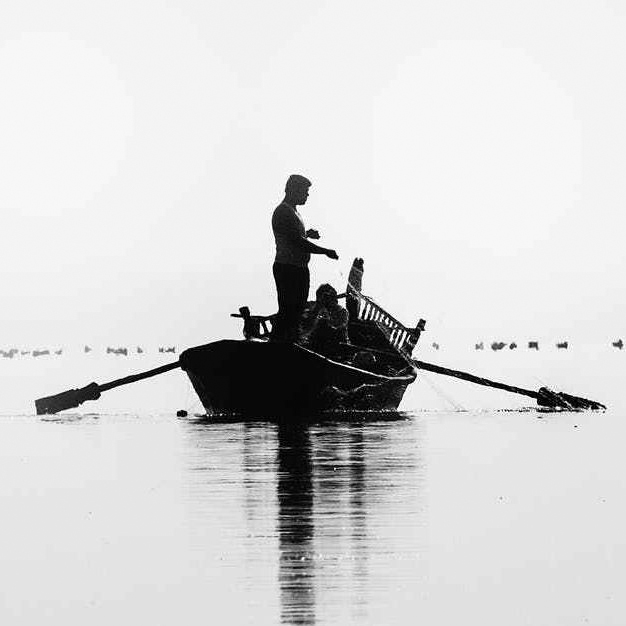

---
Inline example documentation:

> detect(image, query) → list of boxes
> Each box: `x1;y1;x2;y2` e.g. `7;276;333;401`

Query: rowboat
179;259;426;415
34;259;605;416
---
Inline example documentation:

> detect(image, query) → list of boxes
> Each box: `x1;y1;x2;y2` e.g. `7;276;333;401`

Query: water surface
0;405;623;625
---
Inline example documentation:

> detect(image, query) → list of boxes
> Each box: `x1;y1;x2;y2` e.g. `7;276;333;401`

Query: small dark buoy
176;409;188;417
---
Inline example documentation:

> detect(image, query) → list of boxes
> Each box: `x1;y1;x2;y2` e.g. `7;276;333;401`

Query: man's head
284;174;311;206
315;283;338;307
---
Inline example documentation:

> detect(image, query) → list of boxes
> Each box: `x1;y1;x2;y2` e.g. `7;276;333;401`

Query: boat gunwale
180;339;417;385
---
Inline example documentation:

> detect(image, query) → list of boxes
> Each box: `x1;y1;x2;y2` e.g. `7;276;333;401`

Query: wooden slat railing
348;289;425;357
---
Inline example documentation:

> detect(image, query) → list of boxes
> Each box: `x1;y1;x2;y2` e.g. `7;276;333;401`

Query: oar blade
536;387;606;411
35;383;101;415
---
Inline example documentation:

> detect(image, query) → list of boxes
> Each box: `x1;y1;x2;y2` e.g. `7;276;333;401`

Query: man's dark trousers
271;262;310;342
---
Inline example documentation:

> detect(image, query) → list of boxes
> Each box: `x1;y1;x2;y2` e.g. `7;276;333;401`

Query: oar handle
98;361;180;392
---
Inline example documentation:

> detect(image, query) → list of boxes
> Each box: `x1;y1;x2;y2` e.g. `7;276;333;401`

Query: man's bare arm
274;211;338;259
299;236;338;259
281;227;337;258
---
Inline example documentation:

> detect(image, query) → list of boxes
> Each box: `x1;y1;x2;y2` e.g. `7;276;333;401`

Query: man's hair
316;283;337;300
285;174;312;193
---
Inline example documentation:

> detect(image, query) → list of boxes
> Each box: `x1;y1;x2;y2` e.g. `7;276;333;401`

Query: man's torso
272;203;310;267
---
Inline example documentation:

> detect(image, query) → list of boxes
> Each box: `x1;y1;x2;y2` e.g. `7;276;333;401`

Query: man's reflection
276;421;316;625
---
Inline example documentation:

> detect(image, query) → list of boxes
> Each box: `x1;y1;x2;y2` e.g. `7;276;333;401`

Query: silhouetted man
271;175;338;342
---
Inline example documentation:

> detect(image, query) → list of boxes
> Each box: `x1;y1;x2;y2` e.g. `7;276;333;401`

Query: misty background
1;0;624;352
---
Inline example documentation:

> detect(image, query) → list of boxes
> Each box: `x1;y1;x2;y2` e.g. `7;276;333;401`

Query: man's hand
306;229;320;240
325;249;339;260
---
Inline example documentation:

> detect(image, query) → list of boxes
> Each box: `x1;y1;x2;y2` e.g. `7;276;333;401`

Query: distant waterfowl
107;347;128;356
475;342;484;350
491;341;506;351
509;342;517;349
612;339;623;349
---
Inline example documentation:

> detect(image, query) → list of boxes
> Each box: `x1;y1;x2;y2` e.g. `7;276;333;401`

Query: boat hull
179;340;415;416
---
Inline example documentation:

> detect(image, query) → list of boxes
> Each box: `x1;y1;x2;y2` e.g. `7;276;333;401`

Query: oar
411;359;606;410
35;361;181;415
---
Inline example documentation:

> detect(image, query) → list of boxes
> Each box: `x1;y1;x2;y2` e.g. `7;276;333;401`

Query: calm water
1;347;625;624
0;408;624;625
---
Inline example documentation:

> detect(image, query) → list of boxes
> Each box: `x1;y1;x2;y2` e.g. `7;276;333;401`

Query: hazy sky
1;0;624;347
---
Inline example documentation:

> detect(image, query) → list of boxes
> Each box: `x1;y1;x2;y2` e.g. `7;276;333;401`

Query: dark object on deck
509;342;517;350
176;409;188;417
528;341;539;350
159;347;176;354
556;341;569;349
35;362;180;415
230;307;275;340
612;339;623;349
412;360;606;411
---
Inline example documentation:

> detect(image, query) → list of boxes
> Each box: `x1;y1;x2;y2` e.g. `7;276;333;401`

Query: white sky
0;0;625;348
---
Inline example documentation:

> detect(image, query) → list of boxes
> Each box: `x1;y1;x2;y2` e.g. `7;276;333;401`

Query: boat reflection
184;413;422;624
